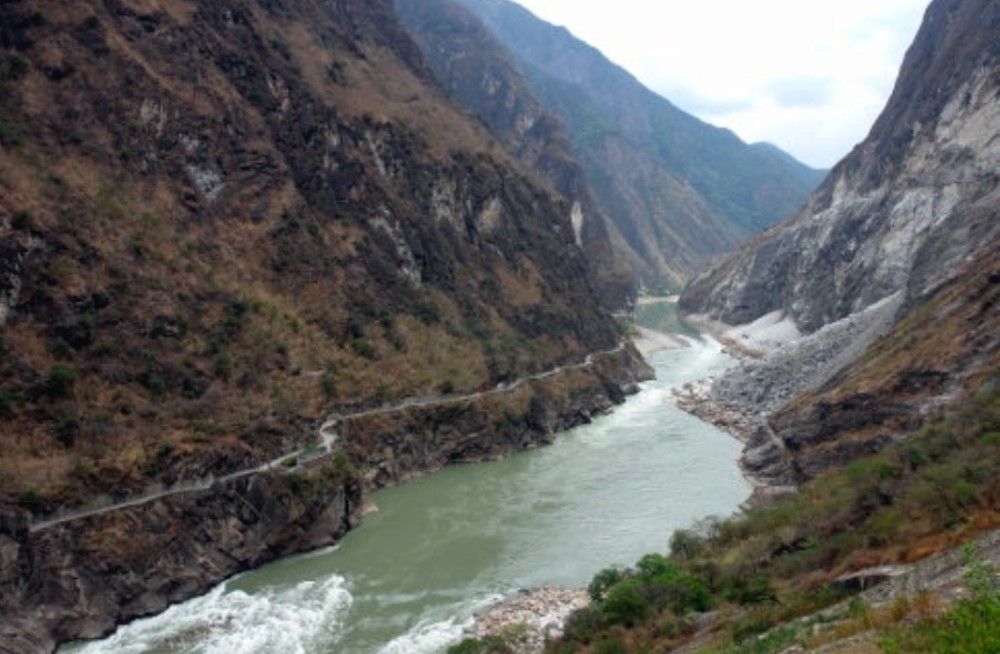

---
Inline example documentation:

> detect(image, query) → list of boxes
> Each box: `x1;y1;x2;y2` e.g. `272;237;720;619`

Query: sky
510;0;929;169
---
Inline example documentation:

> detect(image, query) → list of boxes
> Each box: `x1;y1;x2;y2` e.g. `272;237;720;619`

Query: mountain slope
393;0;635;308
0;0;651;649
453;0;825;290
679;0;1000;483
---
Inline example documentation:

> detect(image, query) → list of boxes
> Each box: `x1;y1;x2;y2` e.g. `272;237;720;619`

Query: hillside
679;0;1000;484
393;0;635;309
0;0;652;650
451;0;825;291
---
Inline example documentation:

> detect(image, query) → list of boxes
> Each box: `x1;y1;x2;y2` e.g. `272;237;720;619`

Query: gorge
1;0;998;652
60;304;751;654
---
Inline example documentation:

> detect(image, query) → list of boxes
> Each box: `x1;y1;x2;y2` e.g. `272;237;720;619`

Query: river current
65;303;750;654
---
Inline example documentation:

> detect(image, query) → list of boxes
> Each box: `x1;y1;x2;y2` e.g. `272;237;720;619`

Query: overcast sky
510;0;929;169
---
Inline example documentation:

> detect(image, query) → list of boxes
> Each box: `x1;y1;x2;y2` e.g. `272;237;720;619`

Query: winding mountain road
29;342;628;533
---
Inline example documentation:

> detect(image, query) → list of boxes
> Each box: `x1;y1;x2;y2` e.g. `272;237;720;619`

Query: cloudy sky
511;0;929;169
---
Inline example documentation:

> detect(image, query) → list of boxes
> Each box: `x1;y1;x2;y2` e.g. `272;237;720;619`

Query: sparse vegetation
0;53;30;82
45;362;77;399
546;375;1000;652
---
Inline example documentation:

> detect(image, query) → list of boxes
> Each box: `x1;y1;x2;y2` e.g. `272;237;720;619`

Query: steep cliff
0;0;652;649
394;0;634;308
452;0;824;291
679;0;1000;482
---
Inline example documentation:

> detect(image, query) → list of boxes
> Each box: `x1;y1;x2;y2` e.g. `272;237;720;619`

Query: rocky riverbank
672;294;905;496
465;587;590;654
1;345;652;654
0;472;359;654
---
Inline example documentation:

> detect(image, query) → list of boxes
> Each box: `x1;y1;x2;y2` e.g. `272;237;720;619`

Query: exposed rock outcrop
1;472;359;654
395;0;634;308
339;344;652;488
678;0;1000;483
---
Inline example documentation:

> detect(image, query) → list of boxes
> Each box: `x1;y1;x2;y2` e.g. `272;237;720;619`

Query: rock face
678;0;1000;483
450;0;824;291
1;472;359;654
339;343;652;488
394;0;634;309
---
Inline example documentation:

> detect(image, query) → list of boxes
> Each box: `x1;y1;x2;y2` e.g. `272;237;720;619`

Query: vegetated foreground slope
0;0;652;650
680;0;1000;482
453;0;825;292
395;0;636;310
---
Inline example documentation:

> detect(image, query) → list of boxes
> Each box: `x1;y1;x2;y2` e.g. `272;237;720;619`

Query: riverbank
2;344;654;654
465;587;590;653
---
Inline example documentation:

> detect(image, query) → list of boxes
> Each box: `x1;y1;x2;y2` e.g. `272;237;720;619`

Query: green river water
66;302;750;654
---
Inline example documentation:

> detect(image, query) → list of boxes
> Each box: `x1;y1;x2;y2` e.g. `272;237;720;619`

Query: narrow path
29;342;628;533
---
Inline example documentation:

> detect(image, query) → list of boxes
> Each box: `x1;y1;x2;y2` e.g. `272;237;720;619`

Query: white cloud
509;0;928;168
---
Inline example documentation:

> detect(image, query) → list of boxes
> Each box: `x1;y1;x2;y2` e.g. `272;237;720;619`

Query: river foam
65;574;352;654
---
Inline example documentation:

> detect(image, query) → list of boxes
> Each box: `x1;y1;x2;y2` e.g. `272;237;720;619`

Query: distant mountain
450;0;825;291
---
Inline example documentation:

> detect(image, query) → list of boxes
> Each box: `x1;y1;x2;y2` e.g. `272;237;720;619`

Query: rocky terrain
437;0;825;292
395;0;634;309
0;0;653;650
678;0;1000;484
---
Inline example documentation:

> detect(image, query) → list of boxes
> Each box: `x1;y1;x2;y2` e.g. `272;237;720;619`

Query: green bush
602;578;650;627
0;53;29;82
46;362;76;399
588;565;626;601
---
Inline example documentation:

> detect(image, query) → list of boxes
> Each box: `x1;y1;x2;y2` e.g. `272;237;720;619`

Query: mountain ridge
452;0;825;290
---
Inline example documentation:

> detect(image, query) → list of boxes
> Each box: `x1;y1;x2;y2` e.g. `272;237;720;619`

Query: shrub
588;565;626;602
144;373;167;398
321;371;337;398
46;362;76;399
0;53;29;82
722;572;776;606
19;488;42;510
602;578;650;627
11;211;33;231
563;605;605;644
670;528;704;560
350;338;376;359
0;117;22;148
415;299;440;325
0;389;24;414
53;416;79;447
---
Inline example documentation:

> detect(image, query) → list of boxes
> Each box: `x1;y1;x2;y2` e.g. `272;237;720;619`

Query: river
64;302;750;654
